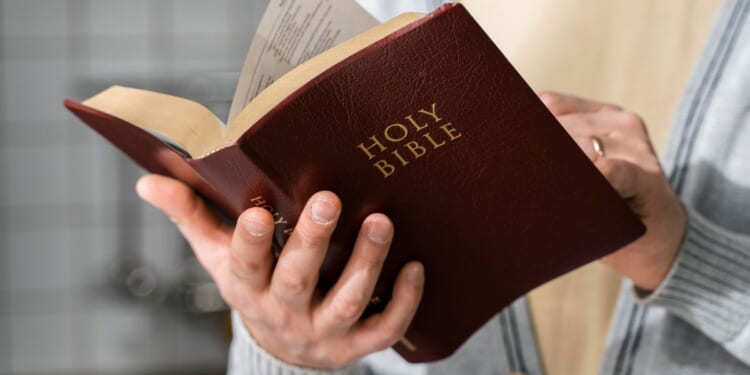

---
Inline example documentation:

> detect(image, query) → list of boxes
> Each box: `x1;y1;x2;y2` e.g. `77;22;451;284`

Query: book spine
189;145;298;249
63;100;236;216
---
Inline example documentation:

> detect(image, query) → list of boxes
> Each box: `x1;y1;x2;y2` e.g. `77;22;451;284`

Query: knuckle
330;296;365;322
230;249;264;275
540;93;564;113
295;223;329;249
565;114;587;128
274;268;310;296
633;140;652;155
538;91;561;103
620;112;646;131
376;325;402;348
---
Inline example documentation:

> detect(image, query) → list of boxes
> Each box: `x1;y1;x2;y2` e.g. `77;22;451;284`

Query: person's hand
539;92;687;291
136;175;424;369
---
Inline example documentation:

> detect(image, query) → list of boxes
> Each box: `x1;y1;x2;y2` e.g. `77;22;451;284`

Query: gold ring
591;136;605;158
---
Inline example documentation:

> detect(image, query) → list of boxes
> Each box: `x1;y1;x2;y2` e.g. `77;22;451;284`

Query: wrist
633;201;688;291
240;316;309;369
232;311;350;374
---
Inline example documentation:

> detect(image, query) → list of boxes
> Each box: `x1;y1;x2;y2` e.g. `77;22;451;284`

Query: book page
228;0;378;122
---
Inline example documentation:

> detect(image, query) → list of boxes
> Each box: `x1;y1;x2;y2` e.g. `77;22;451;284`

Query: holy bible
64;3;645;363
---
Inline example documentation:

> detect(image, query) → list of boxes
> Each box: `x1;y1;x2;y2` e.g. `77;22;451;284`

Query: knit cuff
640;207;750;342
227;311;351;375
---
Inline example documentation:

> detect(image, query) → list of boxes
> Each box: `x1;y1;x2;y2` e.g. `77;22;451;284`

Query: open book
65;1;645;363
82;0;383;159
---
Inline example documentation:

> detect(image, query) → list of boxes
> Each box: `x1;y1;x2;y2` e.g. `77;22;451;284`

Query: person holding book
131;1;750;375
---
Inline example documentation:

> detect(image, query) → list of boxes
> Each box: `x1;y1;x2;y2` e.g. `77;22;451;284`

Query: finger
271;191;341;309
569;134;599;161
539;91;621;116
230;207;276;293
558;113;597;135
569;133;657;168
315;214;394;331
558;111;648;139
136;174;231;272
594;157;649;200
557;112;619;136
348;262;424;354
599;137;659;171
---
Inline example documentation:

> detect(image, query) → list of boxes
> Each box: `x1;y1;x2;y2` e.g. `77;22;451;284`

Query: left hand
539;91;687;291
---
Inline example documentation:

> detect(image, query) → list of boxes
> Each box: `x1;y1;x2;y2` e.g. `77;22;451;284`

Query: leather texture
64;3;644;363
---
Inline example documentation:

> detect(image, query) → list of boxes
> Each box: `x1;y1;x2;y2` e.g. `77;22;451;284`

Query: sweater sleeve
640;206;750;366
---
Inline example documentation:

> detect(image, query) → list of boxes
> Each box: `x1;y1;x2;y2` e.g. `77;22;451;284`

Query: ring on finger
591;136;606;159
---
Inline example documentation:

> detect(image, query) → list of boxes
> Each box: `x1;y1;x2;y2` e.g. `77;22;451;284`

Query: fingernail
408;263;423;285
311;197;338;224
367;219;392;244
134;177;152;201
244;218;269;237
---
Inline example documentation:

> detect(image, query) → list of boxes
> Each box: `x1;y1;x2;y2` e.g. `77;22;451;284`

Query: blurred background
1;1;268;373
0;0;723;374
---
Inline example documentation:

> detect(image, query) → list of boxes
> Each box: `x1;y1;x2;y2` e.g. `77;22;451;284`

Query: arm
640;207;750;365
135;176;424;374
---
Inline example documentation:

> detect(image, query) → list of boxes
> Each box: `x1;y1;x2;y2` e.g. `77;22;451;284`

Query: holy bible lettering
355;102;462;178
248;195;295;236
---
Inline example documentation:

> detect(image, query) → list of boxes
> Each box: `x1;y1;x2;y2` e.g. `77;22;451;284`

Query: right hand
136;174;425;369
538;92;687;291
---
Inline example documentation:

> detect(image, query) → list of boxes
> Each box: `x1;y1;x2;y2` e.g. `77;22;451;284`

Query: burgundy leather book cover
65;3;645;363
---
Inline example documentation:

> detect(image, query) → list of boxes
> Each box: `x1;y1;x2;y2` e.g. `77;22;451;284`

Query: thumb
136;174;232;271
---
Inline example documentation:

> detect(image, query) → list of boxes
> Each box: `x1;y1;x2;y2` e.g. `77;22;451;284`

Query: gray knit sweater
228;0;750;373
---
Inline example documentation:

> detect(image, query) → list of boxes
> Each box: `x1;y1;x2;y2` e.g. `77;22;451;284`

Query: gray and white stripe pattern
601;0;750;373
